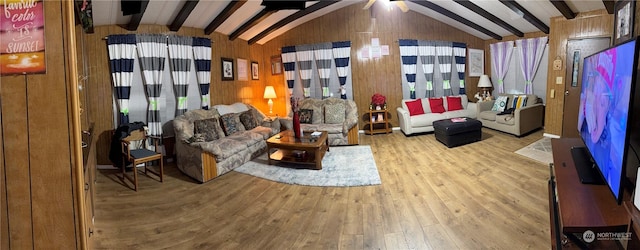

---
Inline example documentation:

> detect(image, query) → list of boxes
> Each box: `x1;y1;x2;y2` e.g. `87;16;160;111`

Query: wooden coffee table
266;130;329;170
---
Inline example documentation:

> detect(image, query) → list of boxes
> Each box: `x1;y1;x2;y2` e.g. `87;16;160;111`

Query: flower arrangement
290;96;300;113
371;93;386;107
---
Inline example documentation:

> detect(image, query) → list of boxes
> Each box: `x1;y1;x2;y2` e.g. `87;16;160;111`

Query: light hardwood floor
92;128;550;249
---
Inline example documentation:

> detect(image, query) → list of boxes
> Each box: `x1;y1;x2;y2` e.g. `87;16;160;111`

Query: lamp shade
263;86;277;99
477;75;493;88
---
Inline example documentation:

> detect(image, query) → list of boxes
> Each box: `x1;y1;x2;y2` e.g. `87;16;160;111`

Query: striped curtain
453;42;467;95
332;41;351;99
314;43;333;99
295;45;314;98
516;37;547;94
107;34;137;126
436;41;453;96
168;36;193;116
418;40;436;98
192;37;212;110
399;39;418;99
281;46;297;95
490;41;514;93
135;34;166;137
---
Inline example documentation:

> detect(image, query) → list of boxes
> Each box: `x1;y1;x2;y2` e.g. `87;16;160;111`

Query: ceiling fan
363;0;409;13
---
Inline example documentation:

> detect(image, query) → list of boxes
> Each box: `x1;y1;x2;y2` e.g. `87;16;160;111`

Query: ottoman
433;117;482;148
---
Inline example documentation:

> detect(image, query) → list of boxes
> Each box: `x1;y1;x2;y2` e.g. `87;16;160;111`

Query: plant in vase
371;93;386;110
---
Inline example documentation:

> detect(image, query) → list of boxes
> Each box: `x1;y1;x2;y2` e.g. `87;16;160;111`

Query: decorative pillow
188;133;206;143
405;99;425;116
193;118;222;141
428;97;445;114
492;96;509;112
513;95;528;109
239;110;258;130
446;96;463;111
324;102;346;124
219;113;246;136
299;109;314;124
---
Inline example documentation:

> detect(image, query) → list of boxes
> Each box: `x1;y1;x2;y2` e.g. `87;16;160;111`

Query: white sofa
397;95;477;135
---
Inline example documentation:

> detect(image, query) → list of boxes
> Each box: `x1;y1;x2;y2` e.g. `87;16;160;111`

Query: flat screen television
575;37;639;204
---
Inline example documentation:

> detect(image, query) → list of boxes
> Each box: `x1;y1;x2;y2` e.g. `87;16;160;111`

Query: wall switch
550;89;555;98
556;76;563;84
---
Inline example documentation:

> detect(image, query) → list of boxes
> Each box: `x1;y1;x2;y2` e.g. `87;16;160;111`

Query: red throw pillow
429;98;445;113
405;99;425;116
446;96;463;111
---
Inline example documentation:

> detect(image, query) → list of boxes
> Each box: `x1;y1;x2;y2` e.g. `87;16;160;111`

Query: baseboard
359;127;400;134
543;133;560;138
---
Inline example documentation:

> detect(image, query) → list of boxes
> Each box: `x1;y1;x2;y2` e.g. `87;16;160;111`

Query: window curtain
418;40;436;98
314;43;333;99
453;42;467;95
399;39;418;99
281;46;297;95
167;36;193;116
135;34;166;137
332;41;351;99
192;37;211;110
490;41;514;94
516;37;548;94
436;41;453;96
107;34;137;126
295;45;314;98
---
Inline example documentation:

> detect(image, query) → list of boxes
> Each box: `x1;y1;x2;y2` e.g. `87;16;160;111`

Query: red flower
371;93;386;106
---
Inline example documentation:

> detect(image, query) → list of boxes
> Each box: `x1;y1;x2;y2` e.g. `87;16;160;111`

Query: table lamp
263;86;277;115
477;75;493;99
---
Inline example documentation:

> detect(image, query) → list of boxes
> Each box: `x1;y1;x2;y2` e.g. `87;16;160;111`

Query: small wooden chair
120;129;163;191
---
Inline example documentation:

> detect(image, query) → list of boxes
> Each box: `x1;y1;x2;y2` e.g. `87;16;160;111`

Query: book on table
451;117;467;122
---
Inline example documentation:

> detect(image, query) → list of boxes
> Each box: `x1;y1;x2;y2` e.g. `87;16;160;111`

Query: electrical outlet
556;76;563;84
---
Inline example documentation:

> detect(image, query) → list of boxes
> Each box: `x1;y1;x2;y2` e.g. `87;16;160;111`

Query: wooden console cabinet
549;138;630;249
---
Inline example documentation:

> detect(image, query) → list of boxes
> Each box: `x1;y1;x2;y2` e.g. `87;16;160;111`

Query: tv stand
549;138;629;249
569;146;604;184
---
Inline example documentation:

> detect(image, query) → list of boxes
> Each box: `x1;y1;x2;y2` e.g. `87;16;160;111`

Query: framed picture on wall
221;57;234;81
468;49;484;77
614;0;636;45
271;55;282;75
251;62;259;80
237;58;248;81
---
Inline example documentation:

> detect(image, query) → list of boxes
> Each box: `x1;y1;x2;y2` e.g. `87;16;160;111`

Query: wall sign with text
1;0;46;76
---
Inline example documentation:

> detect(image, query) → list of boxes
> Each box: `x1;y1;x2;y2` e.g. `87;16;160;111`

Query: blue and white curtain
314;43;333;99
490;41;514;94
281;46;297;95
516;37;547;94
167;36;193;116
418;40;436;98
436;41;453;96
107;34;137;126
332;41;351;99
192;37;211;110
135;34;166;137
399;39;418;99
453;42;466;95
295;45;314;98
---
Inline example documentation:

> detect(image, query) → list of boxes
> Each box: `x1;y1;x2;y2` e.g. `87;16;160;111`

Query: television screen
577;38;638;203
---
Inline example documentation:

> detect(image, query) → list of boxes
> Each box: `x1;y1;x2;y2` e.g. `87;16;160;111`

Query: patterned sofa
280;97;359;145
173;103;280;183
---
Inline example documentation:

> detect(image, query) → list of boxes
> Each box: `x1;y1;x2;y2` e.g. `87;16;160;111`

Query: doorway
561;37;610;138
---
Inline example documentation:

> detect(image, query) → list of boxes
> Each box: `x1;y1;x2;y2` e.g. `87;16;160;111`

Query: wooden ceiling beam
124;0;149;31
603;0;615;14
229;9;276;41
169;0;199;31
453;0;523;37
205;0;247;35
549;0;576;19
248;1;340;45
409;0;502;40
499;0;549;34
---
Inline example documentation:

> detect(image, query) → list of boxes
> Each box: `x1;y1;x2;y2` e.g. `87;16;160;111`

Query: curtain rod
102;35;214;43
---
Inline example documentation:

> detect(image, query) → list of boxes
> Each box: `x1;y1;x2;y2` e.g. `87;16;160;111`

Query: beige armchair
477;94;544;136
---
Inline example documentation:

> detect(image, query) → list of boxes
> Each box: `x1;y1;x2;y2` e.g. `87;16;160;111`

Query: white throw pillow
492;95;509;112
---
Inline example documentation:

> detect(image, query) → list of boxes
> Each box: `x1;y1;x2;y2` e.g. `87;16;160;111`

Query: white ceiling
89;0;609;44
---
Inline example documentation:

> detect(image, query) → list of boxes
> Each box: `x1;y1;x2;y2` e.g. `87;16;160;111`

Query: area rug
234;145;381;187
515;137;553;165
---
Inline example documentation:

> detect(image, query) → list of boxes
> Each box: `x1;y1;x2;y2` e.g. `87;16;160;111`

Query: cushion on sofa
194;117;224;141
299;109;314;124
479;110;499;121
446;96;463;111
405;99;425;116
492;95;509;112
429;97;445;113
300;99;324;124
513;95;528;109
220;113;246;136
239;110;259;130
495;114;516;125
325;102;346;124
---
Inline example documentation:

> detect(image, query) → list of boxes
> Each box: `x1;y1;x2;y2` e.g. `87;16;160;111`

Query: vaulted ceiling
86;0;613;44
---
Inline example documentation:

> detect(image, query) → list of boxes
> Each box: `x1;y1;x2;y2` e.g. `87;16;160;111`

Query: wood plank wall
0;0;79;248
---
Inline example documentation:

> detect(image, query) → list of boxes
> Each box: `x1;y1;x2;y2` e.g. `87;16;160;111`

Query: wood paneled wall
0;0;80;248
260;3;485;130
543;9;613;136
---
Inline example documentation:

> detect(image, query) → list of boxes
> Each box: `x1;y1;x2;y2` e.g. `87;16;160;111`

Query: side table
364;108;391;135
